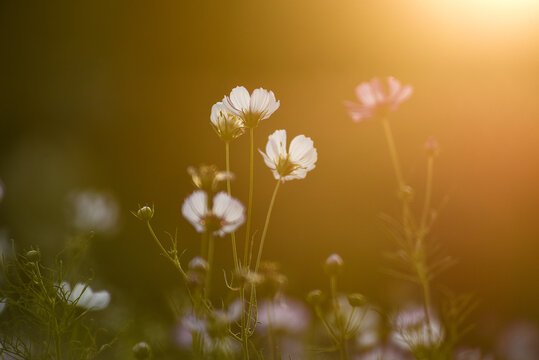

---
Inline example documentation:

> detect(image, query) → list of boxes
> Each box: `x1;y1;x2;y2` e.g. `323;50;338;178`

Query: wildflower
182;191;245;237
187;165;233;194
324;253;344;276
58;282;110;311
210;102;245;142
223;86;280;128
390;306;444;351
345;77;412;123
68;189;119;234
328;296;380;348
259;129;317;182
257;297;310;335
174;302;242;357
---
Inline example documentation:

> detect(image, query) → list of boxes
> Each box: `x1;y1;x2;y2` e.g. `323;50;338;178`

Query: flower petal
265;129;287;163
224;86;250;114
289;135;317;171
182;191;208;233
212;192;245;236
355;83;377;105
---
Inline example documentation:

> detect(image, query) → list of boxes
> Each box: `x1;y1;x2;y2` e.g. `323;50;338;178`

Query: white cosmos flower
182;191;245;237
259;129;317;182
210;102;245;142
68;189;119;234
390;306;444;351
58;282;110;311
223;86;280;128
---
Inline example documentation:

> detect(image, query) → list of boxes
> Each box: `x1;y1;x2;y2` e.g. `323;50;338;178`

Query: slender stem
244;128;255;268
146;221;186;278
330;276;348;360
201;231;208;260
146;222;170;260
226;142;240;272
381;117;434;342
240;286;250;360
315;308;339;343
254;180;281;273
225;142;232;194
205;232;214;297
420;155;434;232
382;117;405;188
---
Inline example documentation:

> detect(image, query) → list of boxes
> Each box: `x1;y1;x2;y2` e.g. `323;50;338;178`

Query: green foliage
0;247;115;360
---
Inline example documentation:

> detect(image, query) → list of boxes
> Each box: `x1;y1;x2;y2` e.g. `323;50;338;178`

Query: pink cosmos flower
345;77;413;122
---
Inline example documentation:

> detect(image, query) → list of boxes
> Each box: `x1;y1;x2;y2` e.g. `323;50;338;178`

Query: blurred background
1;0;538;354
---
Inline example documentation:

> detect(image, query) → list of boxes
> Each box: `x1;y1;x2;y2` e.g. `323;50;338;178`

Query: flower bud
347;293;367;307
136;205;154;221
132;341;151;360
306;289;324;306
187;165;232;194
25;249;40;263
186;271;205;290
424;137;440;157
324;254;344;276
188;256;209;274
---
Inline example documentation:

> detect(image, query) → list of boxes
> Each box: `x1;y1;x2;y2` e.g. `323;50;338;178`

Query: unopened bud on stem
136;205;154;221
132;341;151;359
324;254;344;277
306;289;324;306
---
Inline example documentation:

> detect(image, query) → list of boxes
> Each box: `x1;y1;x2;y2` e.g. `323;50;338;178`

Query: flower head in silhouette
223;86;280;128
345;77;412;122
259;130;317;182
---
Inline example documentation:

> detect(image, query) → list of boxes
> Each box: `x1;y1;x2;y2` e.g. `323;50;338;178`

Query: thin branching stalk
420;155;435;235
145;221;187;278
382;117;433;333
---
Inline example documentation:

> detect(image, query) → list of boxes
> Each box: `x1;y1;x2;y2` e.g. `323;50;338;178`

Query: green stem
420;155;434;233
382;117;405;189
205;232;214;297
240;286;250;360
254;180;281;273
201;231;208;260
226;142;240;272
244;128;255;268
146;221;186;278
330;276;348;360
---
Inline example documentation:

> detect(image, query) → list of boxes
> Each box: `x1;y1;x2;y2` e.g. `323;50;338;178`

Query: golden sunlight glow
420;0;539;39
